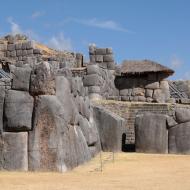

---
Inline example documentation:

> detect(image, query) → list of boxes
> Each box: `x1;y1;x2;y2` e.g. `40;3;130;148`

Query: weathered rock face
0;84;5;133
93;105;125;152
135;113;168;153
56;76;78;124
169;122;190;154
4;90;34;132
29;95;92;172
0;132;28;171
175;107;190;123
11;66;31;91
30;62;55;95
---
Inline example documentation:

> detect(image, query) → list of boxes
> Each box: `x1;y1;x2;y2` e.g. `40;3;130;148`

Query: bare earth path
0;153;190;190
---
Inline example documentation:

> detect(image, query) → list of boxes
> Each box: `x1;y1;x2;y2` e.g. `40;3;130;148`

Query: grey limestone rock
12;66;31;91
93;105;125;152
145;89;153;97
95;55;103;62
135;113;168;153
95;48;107;55
29;95;91;171
56;76;78;124
103;55;114;62
0;132;28;171
88;86;100;94
0;84;5;133
175;107;190;124
30;62;55;95
83;74;101;86
86;64;100;75
4;90;34;132
166;116;178;129
145;82;160;89
169;122;190;154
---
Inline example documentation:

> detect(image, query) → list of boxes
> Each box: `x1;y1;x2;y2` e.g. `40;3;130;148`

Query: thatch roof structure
116;59;174;76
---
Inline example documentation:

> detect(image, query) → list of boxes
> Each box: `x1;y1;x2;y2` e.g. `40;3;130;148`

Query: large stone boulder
30;62;55;95
56;76;79;124
0;132;28;171
78;115;98;147
29;95;91;172
169;122;190;154
93;105;125;152
83;74;101;86
175;107;190;123
135;113;168;153
11;66;31;91
4;90;34;132
0;84;5;133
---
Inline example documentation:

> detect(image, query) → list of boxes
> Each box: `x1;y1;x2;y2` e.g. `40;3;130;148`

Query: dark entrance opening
122;133;136;152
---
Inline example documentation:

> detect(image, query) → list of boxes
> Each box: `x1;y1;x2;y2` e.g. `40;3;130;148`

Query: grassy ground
0;152;190;190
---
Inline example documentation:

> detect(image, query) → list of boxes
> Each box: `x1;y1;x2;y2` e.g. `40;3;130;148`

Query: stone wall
85;45;171;103
135;105;190;154
115;74;171;103
83;45;119;100
0;47;102;171
93;100;175;147
0;34;83;70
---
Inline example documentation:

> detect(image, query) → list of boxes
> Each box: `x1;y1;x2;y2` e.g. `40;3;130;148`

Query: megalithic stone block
0;132;28;171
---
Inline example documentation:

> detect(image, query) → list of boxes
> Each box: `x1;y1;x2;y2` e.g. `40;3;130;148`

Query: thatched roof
117;59;174;76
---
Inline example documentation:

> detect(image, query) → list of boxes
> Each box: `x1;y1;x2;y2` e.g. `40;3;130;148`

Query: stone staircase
169;81;188;99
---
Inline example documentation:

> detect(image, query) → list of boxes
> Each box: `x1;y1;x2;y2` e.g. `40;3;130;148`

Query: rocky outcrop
93;105;125;152
135;113;168;153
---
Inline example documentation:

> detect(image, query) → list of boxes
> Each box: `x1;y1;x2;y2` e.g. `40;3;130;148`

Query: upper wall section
83;45;119;100
0;34;83;70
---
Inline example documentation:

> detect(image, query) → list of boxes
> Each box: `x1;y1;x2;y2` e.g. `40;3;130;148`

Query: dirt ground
0;152;190;190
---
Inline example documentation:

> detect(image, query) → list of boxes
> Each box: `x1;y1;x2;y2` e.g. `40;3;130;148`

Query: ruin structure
0;34;190;172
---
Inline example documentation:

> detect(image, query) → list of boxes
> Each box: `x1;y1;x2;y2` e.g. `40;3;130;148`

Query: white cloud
31;11;45;19
64;18;129;32
170;55;183;69
6;17;73;51
7;17;23;35
7;17;40;41
47;32;72;51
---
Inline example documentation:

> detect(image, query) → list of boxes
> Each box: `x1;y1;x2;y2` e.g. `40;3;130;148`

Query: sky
0;0;189;80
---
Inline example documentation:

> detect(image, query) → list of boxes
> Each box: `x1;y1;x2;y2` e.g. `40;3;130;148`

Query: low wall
93;100;175;146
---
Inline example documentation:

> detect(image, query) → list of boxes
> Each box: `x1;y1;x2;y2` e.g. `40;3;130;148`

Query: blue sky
0;0;189;80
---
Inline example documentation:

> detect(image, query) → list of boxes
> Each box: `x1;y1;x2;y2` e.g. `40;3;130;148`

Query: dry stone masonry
0;34;190;172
